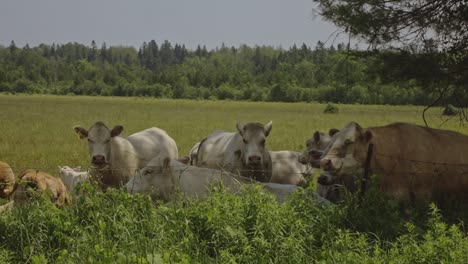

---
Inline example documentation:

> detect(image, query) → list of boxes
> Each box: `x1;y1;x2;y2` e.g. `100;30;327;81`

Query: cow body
58;166;89;195
13;169;71;207
74;122;178;189
127;158;252;201
196;122;273;182
0;161;15;199
320;122;468;204
126;157;296;202
269;151;311;186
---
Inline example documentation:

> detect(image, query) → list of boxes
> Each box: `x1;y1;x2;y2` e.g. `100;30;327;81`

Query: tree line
0;40;461;106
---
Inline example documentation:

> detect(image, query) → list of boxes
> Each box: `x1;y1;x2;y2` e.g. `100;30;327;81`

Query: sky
0;0;353;50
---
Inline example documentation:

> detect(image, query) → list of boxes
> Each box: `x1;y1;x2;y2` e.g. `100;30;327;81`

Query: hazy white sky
0;0;351;50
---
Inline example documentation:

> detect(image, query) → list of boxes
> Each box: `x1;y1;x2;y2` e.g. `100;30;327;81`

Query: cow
320;121;468;205
12;169;71;207
299;129;339;168
58;166;89;195
269;151;312;186
0;161;15;200
126;157;297;203
196;121;273;182
317;171;355;203
73;121;179;189
188;142;201;165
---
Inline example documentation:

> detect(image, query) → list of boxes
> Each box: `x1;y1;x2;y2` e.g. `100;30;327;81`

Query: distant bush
443;104;458;116
324;103;339;113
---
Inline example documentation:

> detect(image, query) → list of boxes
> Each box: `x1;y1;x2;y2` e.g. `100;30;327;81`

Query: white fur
58;166;89;194
269;151;312;185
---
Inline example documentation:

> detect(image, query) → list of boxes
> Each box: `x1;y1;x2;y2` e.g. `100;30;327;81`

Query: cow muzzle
91;155;107;166
320;157;342;173
247;155;262;166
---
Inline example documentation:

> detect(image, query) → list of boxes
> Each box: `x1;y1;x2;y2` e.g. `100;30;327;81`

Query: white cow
188;142;201;165
126;157;297;203
269;151;312;186
58;166;89;195
74;121;178;189
196;122;273;182
299;129;339;168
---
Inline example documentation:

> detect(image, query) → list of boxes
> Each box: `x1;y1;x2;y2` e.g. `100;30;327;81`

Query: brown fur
13;169;71;207
0;161;15;199
322;122;468;205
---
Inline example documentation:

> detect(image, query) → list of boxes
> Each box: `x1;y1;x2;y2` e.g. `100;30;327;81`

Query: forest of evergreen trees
0;40;457;105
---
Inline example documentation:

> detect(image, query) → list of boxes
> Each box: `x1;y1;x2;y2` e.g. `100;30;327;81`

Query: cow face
320;122;372;177
126;157;172;201
74;121;123;167
236;121;272;168
300;128;339;167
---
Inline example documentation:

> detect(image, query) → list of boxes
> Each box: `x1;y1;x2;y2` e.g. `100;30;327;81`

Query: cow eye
145;169;154;175
87;139;94;143
344;139;353;146
243;139;248;144
104;139;111;144
260;139;266;146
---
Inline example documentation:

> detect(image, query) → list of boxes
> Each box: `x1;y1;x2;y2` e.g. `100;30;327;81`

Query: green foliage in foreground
1;182;468;263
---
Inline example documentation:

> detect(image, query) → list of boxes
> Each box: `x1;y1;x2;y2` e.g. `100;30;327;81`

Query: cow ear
236;121;244;135
313;131;321;142
110;125;124;137
264;121;273;137
162;157;171;169
73;126;88;139
329;128;339;136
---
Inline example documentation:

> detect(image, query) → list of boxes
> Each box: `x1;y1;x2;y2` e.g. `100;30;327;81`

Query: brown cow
12;169;71;207
0;161;15;199
320;122;468;205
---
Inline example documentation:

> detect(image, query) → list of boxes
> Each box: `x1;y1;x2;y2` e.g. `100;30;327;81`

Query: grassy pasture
2;94;468;263
0;94;462;175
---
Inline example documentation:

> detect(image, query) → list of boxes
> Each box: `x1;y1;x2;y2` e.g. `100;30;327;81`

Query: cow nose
320;158;332;171
92;155;105;164
248;155;261;163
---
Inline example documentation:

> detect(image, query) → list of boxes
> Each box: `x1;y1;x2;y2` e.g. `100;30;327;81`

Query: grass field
1;94;468;263
1;94;463;175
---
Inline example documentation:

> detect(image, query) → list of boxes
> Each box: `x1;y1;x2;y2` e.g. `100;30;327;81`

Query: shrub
324;103;339;113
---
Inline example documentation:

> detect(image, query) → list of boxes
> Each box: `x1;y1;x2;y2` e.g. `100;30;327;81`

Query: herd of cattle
2;120;468;212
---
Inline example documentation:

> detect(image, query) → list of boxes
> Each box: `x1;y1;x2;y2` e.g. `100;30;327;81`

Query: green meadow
0;94;462;175
1;94;468;263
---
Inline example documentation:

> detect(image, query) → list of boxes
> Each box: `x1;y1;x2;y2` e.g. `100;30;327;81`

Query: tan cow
0;161;15;200
74;121;179;189
269;151;311;186
196;122;273;182
12;169;71;207
320;122;468;204
126;157;297;203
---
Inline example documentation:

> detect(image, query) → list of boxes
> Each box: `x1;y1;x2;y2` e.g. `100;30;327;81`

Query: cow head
236;121;272;168
300;128;339;167
126;157;173;201
320;122;372;177
74;121;123;167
